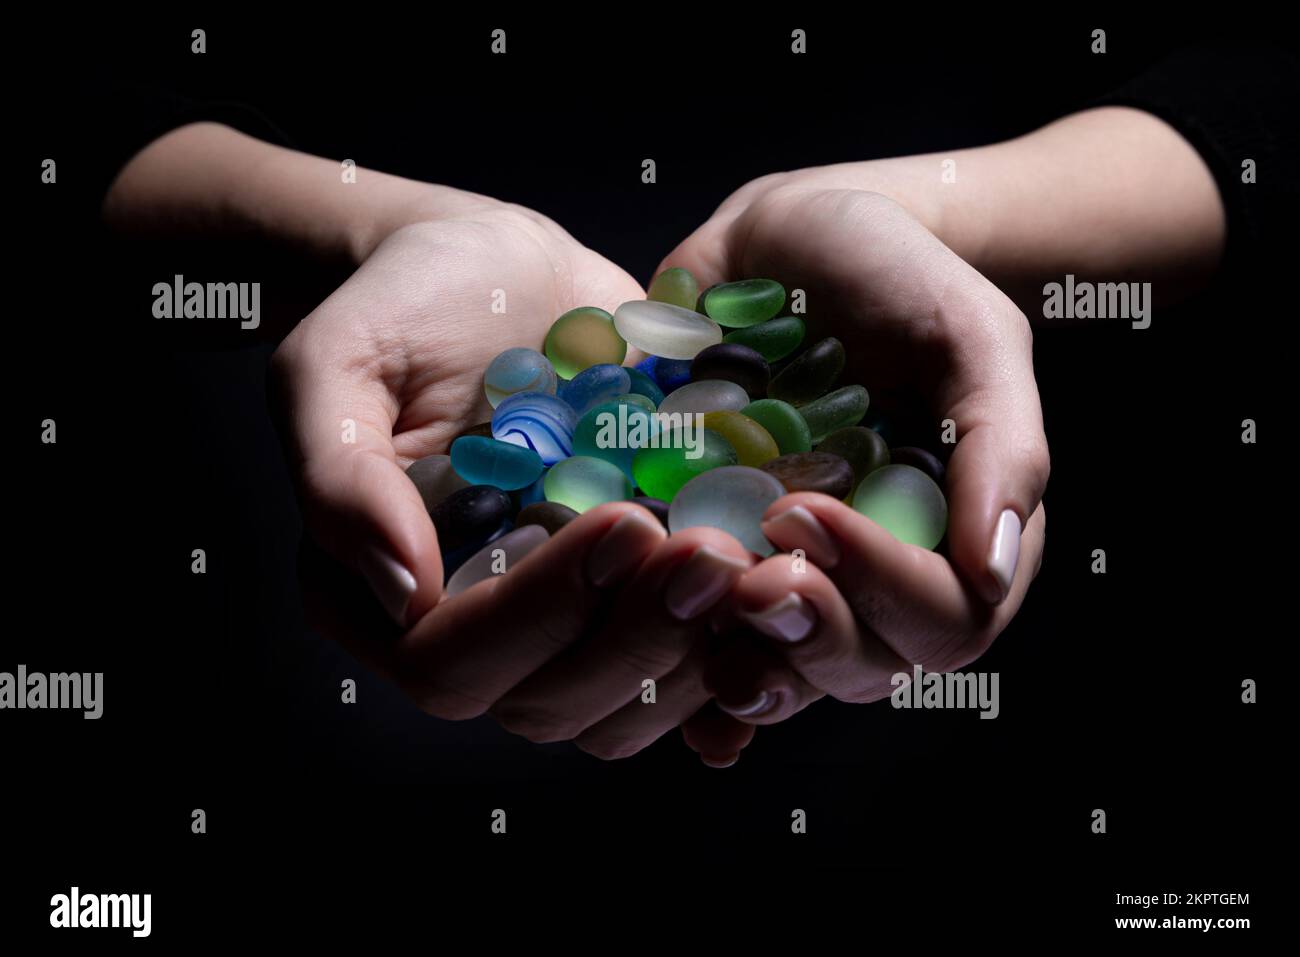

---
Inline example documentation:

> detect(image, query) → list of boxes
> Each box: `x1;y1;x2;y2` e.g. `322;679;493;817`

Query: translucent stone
491;391;578;466
740;399;812;454
515;501;579;535
647;267;700;311
799;385;869;443
889;446;946;488
698;279;785;328
768;337;846;406
852;464;948;550
405;454;469;513
631;428;737;501
450;435;545;491
690;342;770;398
572;399;659;479
430;485;515;555
669;466;786;556
760;452;855;500
816;427;890;487
614;392;656;412
446;524;550;597
613;300;722;360
636;355;693;393
483;347;557;408
544;307;627;379
701;410;779;468
625;367;665;407
544;455;633;512
657;379;750;418
558;363;631;416
724;316;806;362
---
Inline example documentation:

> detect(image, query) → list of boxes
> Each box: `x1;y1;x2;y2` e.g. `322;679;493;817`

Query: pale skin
105;108;1224;764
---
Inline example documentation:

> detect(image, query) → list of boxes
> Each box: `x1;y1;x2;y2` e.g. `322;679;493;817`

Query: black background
7;13;1285;940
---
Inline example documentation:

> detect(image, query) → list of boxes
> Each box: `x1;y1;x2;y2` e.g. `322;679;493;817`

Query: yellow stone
702;411;780;468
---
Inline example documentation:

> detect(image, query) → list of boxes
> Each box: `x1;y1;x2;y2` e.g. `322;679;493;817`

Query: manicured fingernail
718;690;779;718
664;546;750;621
987;508;1022;602
701;753;739;769
587;509;665;587
359;545;417;626
761;505;840;568
742;593;817;643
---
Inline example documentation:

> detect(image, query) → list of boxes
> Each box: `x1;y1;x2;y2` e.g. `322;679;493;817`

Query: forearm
102;122;495;266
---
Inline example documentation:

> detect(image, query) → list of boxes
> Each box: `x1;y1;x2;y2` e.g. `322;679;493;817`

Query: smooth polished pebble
572;399;659;479
613;300;723;360
491;391;578;466
852;464;948;550
647;267;700;311
740;398;812;454
483;347;557;408
760;452;856;500
632;428;737;501
624;367;665;407
614;392;656;412
544;307;627;379
698;279;785;328
544;455;634;512
450;435;545;490
515;471;548;508
636;354;693;393
799;385;870;443
690;342;770;398
515;501;580;535
657;379;750;418
405;454;470;513
723;315;806;362
701;410;780;468
558;363;631;416
768;337;846;406
446;525;550;597
816;426;890;487
669;465;786;556
440;519;512;582
889;446;947;488
430;485;515;555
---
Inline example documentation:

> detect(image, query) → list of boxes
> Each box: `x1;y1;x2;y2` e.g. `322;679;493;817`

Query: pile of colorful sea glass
406;269;949;595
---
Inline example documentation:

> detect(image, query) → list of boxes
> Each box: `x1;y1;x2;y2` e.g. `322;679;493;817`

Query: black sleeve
1093;46;1300;276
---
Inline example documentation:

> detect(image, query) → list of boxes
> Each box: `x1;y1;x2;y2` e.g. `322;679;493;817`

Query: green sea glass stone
723;316;806;362
799;385;869;444
816;426;890;487
613;392;656;412
631;428;737;501
768;337;846;406
544;455;633;513
647;267;700;311
852;464;948;550
699;279;786;328
740;398;812;454
572;399;659;479
544;307;627;379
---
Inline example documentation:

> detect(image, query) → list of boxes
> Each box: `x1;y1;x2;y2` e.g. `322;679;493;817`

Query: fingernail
742;593;817;643
761;505;840;568
359;545;417;626
701;753;739;769
664;546;750;621
718;690;780;718
987;508;1022;602
587;509;665;587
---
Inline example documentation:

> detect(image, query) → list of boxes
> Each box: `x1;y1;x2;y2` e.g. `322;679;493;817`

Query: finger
730;554;910;703
680;702;757;768
269;331;441;628
487;526;752;743
760;493;1046;673
394;502;666;721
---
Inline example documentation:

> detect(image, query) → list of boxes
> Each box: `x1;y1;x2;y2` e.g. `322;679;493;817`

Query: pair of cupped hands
271;174;1049;767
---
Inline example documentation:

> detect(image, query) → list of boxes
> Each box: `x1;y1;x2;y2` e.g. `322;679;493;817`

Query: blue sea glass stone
491;391;578;466
483;347;557;408
559;363;632;417
625;367;666;407
450;435;545;491
636;355;693;393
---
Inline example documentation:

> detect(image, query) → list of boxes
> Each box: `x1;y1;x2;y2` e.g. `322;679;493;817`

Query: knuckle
490;702;583;745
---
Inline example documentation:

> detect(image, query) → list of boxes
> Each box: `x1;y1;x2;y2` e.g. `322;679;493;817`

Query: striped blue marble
491;391;577;466
559;363;631;417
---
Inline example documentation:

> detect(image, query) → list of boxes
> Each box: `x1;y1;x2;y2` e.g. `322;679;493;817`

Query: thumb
270;340;443;628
